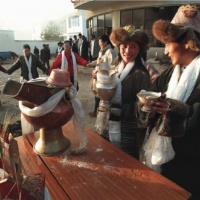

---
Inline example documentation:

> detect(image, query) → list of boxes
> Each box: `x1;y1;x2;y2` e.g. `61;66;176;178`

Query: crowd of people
0;4;200;199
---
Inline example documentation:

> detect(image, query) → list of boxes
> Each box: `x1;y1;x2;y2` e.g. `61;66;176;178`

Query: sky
0;0;75;38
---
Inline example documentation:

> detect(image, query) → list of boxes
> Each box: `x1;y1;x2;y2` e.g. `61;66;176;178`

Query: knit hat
152;4;200;51
110;25;149;53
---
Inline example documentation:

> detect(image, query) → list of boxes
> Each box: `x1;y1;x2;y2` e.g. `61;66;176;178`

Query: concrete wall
0;30;58;55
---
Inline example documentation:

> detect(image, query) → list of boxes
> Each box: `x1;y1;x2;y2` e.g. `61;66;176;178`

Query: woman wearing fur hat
107;25;151;158
140;5;200;199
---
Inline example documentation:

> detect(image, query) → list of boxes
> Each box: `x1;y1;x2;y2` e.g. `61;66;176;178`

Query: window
105;13;112;27
93;17;97;27
87;13;113;40
121;10;132;26
69;16;79;28
98;15;104;27
145;8;159;21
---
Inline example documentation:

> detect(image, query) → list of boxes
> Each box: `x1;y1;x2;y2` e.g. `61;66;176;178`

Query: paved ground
0;58;97;137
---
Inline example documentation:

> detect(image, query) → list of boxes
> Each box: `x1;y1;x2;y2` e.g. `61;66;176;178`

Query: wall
0;30;58;55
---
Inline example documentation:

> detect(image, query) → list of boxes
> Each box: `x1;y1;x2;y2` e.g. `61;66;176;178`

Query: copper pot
3;78;74;156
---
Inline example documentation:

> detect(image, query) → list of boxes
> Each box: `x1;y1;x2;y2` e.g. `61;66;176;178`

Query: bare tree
41;21;63;40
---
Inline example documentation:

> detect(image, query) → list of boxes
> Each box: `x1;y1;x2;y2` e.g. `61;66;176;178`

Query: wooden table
15;121;190;200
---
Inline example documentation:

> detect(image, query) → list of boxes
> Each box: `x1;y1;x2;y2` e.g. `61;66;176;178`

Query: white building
62;9;87;40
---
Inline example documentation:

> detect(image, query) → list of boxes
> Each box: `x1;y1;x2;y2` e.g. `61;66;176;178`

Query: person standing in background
73;35;78;48
40;44;50;70
56;41;64;56
80;35;89;61
69;38;78;54
77;33;82;55
89;34;99;61
87;34;117;117
6;44;47;82
34;46;39;59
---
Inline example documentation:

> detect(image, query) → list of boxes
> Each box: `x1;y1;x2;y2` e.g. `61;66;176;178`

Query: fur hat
152;4;200;51
110;25;149;53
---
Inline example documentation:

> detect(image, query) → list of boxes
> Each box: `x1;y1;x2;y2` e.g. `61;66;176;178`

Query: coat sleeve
48;54;62;75
134;70;151;95
149;65;174;93
105;49;116;65
75;53;88;66
37;58;47;73
88;60;97;67
0;65;7;73
7;58;21;75
145;63;160;83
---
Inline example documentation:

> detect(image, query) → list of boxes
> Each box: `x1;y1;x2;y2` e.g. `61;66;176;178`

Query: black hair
64;40;72;46
23;44;30;49
98;34;112;45
91;34;95;39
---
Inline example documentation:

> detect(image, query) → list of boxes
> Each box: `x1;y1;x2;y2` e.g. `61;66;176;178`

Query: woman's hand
146;94;170;115
86;64;92;68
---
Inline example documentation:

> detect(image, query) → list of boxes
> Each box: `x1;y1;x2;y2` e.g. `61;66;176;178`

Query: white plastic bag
143;119;175;172
151;133;175;165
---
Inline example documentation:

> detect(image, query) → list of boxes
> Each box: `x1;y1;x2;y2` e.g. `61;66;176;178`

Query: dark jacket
40;47;50;62
110;58;151;158
149;65;200;199
81;38;89;60
7;53;47;81
34;47;39;55
89;40;99;60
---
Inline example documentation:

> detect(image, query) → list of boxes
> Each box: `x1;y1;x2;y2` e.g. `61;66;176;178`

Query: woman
140;5;200;199
108;25;151;158
88;34;117;117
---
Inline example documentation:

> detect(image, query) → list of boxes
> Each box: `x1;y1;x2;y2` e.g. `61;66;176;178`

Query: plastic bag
143;118;175;172
151;132;175;165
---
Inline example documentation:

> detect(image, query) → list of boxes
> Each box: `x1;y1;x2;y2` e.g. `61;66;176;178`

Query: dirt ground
0;58;97;136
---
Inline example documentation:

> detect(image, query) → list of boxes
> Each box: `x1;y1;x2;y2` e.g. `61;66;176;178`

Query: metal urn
2;69;74;156
94;62;117;136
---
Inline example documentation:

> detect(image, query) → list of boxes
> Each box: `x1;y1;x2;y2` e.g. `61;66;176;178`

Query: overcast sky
0;0;74;31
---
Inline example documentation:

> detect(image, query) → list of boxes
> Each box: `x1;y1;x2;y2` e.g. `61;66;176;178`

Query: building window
133;9;144;29
120;7;178;47
98;15;104;27
87;13;112;39
105;13;112;27
121;10;132;26
69;16;79;28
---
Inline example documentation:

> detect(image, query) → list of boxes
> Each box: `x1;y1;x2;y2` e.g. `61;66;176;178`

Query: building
66;10;87;40
72;1;200;60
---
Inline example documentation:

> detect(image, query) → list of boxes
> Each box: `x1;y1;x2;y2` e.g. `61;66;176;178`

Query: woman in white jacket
87;34;117;117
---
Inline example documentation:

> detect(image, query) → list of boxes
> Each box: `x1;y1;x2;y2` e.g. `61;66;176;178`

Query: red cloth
49;51;88;75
